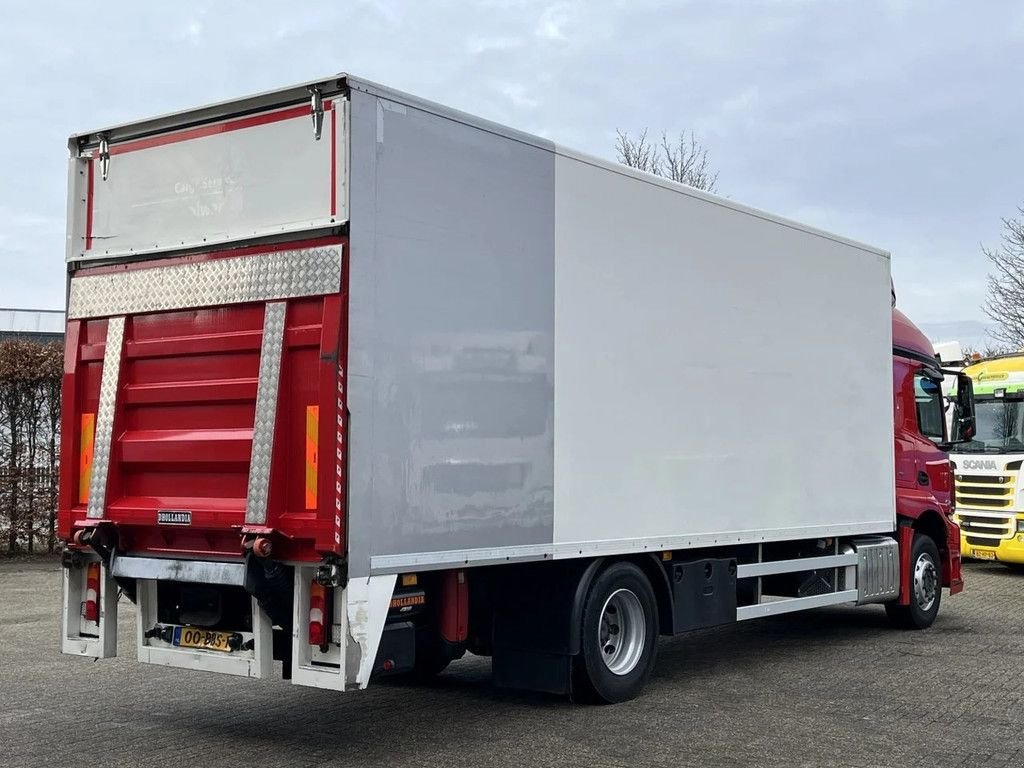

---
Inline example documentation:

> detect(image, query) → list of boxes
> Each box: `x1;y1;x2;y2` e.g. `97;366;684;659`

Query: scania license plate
973;549;997;561
172;626;234;652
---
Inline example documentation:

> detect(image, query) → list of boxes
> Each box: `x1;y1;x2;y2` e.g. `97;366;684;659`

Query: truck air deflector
67;246;343;319
86;317;125;519
246;302;286;525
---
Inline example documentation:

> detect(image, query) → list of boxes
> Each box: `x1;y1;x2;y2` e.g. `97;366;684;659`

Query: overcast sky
1;1;1021;336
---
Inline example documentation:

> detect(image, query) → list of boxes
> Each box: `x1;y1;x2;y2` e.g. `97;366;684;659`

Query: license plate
973;549;997;561
172;626;234;652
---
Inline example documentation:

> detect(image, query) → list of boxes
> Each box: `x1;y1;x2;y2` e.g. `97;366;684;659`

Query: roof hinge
98;134;110;181
309;87;324;141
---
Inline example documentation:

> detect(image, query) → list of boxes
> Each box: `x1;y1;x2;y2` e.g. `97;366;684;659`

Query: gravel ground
1;558;1023;768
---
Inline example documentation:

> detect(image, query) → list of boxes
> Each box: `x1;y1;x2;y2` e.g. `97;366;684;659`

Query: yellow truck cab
951;353;1024;567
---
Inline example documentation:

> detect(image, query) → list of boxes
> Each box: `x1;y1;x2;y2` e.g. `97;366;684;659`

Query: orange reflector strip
78;413;96;504
305;405;319;509
401;573;418;587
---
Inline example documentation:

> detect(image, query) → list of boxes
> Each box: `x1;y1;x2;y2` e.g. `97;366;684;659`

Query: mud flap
290;567;396;691
61;552;117;658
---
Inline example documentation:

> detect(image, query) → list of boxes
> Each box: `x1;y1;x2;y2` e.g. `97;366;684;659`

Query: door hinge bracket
98;134;110;181
309;87;324;141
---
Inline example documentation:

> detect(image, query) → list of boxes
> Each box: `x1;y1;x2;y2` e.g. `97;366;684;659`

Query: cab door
893;357;918;491
911;365;953;511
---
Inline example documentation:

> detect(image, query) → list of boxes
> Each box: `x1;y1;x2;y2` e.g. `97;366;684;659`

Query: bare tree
963;344;1015;361
983;206;1024;349
615;129;719;193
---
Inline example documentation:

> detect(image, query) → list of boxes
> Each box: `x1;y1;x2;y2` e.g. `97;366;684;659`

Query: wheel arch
912;509;948;549
624;554;673;637
912;509;952;585
566;554;673;654
895;510;952;605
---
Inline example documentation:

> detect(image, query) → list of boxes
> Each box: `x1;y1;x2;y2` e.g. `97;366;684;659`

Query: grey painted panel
347;91;555;576
346;90;378;579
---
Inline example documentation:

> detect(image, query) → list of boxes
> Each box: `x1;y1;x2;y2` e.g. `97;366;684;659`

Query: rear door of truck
59;82;352;668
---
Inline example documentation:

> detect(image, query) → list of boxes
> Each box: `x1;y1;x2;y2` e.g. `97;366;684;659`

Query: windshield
955;398;1024;453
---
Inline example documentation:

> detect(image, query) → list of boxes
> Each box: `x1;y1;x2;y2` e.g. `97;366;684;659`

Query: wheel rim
913;552;938;613
598;588;646;676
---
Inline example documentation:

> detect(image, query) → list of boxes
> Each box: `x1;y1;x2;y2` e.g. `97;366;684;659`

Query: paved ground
2;559;1023;768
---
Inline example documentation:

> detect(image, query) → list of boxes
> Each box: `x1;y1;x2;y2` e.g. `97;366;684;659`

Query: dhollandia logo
962;459;999;471
157;510;192;525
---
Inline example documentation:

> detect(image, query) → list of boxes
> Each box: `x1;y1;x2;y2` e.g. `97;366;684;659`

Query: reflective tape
305;405;319;509
78;413;96;504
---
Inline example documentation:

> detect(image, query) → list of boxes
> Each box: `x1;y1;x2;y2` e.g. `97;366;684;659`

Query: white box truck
59;74;967;703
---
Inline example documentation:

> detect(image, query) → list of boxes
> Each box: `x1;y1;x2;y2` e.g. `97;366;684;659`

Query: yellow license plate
173;626;234;652
973;549;997;561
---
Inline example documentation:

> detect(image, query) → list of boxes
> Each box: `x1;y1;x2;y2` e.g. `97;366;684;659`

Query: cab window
914;373;945;442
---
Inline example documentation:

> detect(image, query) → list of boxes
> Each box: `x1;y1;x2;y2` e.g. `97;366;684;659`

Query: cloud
536;4;571;40
0;0;1019;328
467;36;523;55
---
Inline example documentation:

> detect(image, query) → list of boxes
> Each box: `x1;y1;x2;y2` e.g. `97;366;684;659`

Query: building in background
0;308;65;343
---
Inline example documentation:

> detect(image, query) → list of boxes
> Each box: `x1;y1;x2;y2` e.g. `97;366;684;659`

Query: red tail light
83;562;100;623
309;581;327;647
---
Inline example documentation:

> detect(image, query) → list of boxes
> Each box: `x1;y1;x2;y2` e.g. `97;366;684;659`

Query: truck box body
60;74;895;579
61;76;939;698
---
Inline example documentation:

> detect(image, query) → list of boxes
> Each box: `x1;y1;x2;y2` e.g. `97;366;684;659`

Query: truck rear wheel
573;562;658;704
886;533;941;630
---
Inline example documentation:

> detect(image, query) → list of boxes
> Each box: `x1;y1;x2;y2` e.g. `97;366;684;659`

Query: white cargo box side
339;81;894;576
550;149;895;556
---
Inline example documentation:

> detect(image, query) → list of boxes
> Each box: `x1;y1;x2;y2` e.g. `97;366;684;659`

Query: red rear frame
58;237;349;563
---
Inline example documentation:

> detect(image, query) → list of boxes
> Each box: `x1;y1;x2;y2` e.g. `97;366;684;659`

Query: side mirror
950;373;976;443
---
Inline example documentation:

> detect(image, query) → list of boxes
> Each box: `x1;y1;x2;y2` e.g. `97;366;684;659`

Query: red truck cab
891;309;970;622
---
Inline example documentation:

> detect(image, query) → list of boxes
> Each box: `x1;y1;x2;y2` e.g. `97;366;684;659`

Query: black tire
573;562;658;704
886;533;942;630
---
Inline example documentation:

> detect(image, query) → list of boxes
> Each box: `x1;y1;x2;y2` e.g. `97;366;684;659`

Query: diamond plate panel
87;317;125;519
67;247;342;319
245;302;286;525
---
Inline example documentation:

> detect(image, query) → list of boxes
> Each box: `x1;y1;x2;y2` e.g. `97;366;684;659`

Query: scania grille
955;474;1015;509
955;511;1014;542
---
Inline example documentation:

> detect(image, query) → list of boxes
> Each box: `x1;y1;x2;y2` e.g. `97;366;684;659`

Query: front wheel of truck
886;533;942;630
573;561;659;704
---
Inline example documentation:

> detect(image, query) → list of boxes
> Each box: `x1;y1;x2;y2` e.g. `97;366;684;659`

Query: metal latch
309;87;324;141
98;134;110;181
